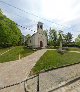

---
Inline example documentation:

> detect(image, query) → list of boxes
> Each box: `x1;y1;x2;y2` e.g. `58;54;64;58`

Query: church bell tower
37;22;43;33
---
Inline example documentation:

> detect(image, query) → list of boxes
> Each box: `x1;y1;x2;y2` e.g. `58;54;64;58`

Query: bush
57;49;66;55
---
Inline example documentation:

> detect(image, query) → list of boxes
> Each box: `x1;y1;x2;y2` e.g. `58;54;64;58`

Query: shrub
57;49;66;55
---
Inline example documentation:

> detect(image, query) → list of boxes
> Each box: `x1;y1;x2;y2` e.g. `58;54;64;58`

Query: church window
40;25;42;29
38;25;39;28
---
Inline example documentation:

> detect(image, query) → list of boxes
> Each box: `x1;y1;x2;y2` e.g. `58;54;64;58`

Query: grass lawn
0;47;12;54
0;46;34;63
32;50;80;74
69;47;80;51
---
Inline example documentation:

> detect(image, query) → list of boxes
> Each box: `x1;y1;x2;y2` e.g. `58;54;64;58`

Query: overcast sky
0;0;80;39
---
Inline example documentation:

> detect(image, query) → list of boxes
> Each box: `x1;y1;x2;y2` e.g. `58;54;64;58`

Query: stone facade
28;22;47;48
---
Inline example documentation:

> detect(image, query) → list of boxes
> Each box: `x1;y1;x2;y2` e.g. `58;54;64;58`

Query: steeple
37;22;43;32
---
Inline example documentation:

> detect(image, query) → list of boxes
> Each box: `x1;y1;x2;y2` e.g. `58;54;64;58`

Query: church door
40;41;43;47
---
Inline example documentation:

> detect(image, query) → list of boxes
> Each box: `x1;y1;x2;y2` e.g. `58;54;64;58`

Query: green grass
32;50;80;74
0;46;34;63
0;47;12;54
69;47;80;51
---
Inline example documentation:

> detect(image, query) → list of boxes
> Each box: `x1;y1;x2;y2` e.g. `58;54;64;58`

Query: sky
0;0;80;40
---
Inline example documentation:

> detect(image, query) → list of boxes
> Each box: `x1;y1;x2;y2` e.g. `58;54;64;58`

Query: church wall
34;33;40;48
27;36;35;48
27;22;47;48
28;33;47;48
35;32;47;48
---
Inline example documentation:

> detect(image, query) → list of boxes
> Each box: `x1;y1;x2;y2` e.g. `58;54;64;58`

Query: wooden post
19;53;20;60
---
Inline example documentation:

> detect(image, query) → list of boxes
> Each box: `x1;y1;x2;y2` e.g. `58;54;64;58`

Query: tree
0;9;2;13
49;28;57;47
25;34;31;45
75;34;80;46
43;30;48;37
0;9;22;47
64;32;73;44
43;30;48;43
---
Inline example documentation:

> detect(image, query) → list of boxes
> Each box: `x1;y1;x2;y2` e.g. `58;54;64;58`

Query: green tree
43;30;48;37
64;32;73;44
43;30;48;43
49;28;57;47
0;9;22;47
75;34;80;46
25;34;31;45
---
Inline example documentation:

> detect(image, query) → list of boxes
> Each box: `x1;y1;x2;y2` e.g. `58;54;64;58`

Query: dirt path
0;49;47;92
69;51;80;53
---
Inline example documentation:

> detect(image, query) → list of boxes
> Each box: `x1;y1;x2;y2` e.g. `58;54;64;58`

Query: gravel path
0;49;80;92
26;63;80;92
0;49;47;92
69;51;80;53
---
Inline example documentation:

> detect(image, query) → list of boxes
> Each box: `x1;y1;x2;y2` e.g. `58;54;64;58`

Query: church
27;22;47;48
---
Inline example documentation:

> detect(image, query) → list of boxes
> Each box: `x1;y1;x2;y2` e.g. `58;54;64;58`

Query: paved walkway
26;63;80;92
0;49;47;92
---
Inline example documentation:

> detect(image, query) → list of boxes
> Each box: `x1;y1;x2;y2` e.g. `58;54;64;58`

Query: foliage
0;9;22;47
25;34;31;45
75;34;80;46
32;50;80;74
48;40;54;46
64;32;73;45
43;30;48;44
49;28;57;47
43;30;48;37
48;28;73;47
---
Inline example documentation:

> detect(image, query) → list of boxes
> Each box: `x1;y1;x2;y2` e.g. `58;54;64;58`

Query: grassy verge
0;46;34;63
0;47;12;54
68;47;80;51
32;50;80;74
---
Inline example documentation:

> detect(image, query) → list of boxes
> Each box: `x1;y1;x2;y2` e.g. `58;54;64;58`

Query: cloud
0;0;80;39
42;0;80;23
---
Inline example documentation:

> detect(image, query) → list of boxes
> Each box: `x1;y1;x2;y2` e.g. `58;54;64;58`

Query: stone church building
27;22;47;48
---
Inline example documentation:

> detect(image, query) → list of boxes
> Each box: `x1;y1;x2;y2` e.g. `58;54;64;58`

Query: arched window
37;25;39;29
40;25;42;29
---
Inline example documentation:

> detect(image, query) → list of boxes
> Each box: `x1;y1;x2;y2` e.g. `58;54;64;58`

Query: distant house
27;22;47;48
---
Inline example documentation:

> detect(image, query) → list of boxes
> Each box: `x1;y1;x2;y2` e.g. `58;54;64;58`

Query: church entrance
40;41;43;47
